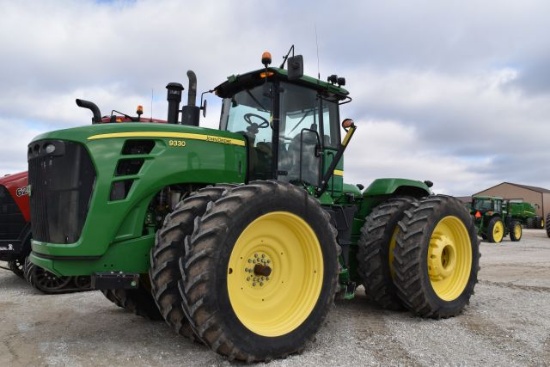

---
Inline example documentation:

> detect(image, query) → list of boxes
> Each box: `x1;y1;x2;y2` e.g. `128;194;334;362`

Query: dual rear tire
359;195;480;318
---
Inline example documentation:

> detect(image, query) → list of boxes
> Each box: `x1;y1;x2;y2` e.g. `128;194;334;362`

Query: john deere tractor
471;195;522;243
28;48;479;362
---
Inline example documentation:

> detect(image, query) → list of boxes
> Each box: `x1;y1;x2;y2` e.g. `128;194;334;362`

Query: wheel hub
428;234;456;281
244;252;272;288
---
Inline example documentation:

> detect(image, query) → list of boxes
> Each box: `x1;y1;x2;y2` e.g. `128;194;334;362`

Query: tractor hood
28;122;245;148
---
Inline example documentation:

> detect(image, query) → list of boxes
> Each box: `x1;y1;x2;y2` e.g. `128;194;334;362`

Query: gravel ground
1;229;549;367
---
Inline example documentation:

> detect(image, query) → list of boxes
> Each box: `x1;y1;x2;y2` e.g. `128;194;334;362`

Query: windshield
219;81;341;184
474;199;494;211
219;84;274;146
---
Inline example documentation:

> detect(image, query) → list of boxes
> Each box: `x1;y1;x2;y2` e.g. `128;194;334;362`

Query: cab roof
214;67;350;102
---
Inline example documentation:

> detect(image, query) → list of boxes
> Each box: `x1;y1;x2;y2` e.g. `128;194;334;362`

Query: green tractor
471;196;522;243
28;48;479;362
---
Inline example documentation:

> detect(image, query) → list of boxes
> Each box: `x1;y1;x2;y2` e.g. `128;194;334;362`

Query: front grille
28;141;96;243
0;185;26;240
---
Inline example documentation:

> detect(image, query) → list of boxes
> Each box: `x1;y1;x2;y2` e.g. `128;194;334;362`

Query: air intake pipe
181;70;200;126
166;82;184;124
76;99;102;124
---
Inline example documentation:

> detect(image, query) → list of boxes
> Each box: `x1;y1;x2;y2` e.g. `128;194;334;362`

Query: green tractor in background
471;196;523;243
497;199;542;229
27;47;479;362
513;201;544;229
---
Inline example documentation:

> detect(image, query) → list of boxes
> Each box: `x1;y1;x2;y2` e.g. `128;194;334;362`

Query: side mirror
287;55;303;80
200;91;210;118
201;99;207;117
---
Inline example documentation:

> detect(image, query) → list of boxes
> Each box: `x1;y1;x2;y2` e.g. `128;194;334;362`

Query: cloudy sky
1;0;549;196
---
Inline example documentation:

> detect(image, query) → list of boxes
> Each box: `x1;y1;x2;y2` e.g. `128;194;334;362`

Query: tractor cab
472;196;504;215
216;50;352;196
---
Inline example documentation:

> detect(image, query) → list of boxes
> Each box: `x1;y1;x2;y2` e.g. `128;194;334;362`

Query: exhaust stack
76;99;102;124
181;70;200;126
166;82;184;124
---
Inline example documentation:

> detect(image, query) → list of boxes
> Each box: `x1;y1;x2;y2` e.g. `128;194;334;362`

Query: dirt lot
1;229;549;367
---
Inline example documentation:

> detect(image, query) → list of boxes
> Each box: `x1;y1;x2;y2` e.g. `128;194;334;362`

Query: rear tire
357;197;417;310
150;185;232;340
486;217;504;243
393;195;480;318
509;221;522;242
546;213;550;238
179;181;339;362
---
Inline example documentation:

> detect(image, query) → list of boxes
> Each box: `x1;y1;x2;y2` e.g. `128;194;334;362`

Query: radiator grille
28;141;95;243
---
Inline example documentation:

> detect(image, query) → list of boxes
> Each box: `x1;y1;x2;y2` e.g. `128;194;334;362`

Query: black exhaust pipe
181;70;200;126
186;70;197;106
76;99;102;124
166;82;184;124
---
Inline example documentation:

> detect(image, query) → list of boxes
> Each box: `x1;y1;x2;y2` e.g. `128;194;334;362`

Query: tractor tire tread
357;196;417;310
393;195;480;318
150;185;233;340
179;180;339;362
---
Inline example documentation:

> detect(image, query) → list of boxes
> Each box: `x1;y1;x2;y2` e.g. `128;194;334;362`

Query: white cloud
343;120;496;196
1;0;550;196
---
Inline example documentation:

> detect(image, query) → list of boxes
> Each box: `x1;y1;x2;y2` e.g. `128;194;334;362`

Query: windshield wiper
245;89;268;112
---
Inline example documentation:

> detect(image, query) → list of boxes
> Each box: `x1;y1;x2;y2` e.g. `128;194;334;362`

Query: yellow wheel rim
227;211;323;337
427;216;472;301
514;224;522;239
492;220;504;242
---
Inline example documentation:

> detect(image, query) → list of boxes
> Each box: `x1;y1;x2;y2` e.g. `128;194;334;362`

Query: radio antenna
314;23;320;79
150;88;153;121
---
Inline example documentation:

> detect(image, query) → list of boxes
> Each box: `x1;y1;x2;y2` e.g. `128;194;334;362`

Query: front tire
546;213;550;238
393;195;480;318
179;181;339;362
